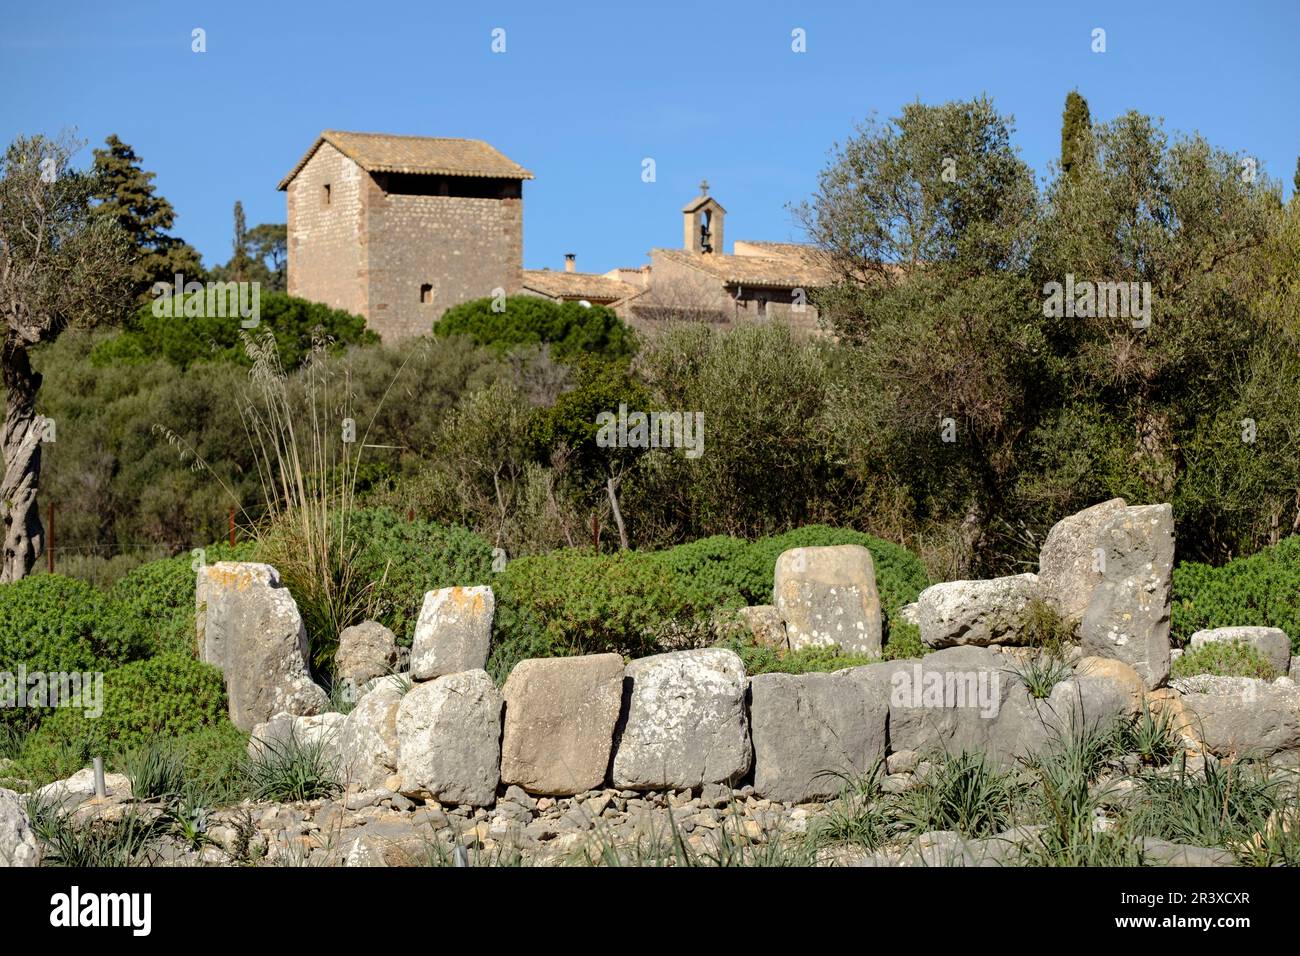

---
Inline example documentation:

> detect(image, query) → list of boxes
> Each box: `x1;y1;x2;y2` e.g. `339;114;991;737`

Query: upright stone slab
774;545;882;655
339;681;404;792
611;649;750;791
1038;498;1127;622
410;586;494;681
916;574;1039;648
1189;627;1291;676
396;669;502;806
500;654;624;796
750;671;888;803
196;562;329;731
1079;504;1174;689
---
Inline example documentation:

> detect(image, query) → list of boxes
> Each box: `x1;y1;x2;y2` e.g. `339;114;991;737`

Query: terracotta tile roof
521;270;641;303
278;130;533;190
654;244;841;288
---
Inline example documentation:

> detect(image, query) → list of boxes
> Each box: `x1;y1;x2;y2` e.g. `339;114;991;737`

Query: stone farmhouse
280;131;838;342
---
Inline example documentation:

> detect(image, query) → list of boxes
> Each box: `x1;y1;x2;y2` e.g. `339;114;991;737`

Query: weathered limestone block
1171;676;1300;763
611;649;750;790
248;711;346;764
196;562;329;731
1038;498;1127;622
339;682;404;792
396;669;502;806
1079;504;1174;689
917;574;1039;648
336;621;400;689
1188;627;1291;676
500;654;624;796
0;788;38;867
736;605;788;650
410;586;494;681
750;671;888;803
774;545;882;655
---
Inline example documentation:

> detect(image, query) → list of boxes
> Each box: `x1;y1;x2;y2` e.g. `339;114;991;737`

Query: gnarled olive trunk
1;345;44;582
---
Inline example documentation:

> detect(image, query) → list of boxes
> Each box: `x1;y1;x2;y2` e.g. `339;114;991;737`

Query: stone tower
278;130;533;341
682;179;725;254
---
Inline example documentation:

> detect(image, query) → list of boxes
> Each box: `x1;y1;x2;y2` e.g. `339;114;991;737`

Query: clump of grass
243;731;341;803
1021;598;1076;655
1007;648;1075;699
26;796;169;867
895;750;1019;838
814;759;892;850
1121;705;1181;766
1132;753;1280;849
1171;639;1279;680
121;739;187;800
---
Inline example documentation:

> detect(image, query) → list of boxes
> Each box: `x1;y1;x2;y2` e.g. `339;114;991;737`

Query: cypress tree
90;135;203;299
1060;90;1093;181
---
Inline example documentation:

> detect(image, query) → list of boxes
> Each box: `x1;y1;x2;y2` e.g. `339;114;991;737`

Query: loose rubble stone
774;545;882;655
1079;504;1174;689
410;586;494;680
35;768;133;809
917;574;1039;648
336;621;400;692
501;654;624;796
735;605;788;650
1189;627;1291;676
197;562;329;730
1038;498;1127;622
396;669;502;806
612;649;750;791
749;671;887;803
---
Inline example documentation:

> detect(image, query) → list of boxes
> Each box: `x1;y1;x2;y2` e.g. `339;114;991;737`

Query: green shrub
121;739;187;800
347;508;495;644
105;541;255;658
489;548;719;679
716;635;876;675
1171;640;1279;680
882;620;925;660
435;295;636;361
1172;535;1300;653
0;575;143;733
244;732;340;802
90;292;378;371
33;652;228;755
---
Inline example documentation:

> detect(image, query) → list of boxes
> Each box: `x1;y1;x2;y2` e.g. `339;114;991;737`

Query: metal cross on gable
699;178;709;196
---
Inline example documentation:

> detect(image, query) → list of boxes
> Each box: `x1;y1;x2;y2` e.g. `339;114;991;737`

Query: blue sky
4;0;1297;274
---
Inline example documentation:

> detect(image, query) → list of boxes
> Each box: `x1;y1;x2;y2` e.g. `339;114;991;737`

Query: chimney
564;253;576;273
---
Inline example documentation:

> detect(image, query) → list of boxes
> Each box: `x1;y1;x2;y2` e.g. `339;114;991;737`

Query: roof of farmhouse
278;130;534;190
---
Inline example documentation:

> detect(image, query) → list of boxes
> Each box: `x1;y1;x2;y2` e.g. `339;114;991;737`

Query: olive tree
0;133;131;580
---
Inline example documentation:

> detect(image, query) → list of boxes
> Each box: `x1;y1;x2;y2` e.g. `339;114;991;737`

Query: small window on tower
419;283;433;304
323;183;331;205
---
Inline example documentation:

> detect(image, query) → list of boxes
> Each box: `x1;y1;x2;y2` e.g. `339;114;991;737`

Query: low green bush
715;635;877;675
105;541;255;658
90;292;378;371
31;652;228;756
1172;536;1300;653
346;508;495;644
435;295;636;361
1171;640;1279;680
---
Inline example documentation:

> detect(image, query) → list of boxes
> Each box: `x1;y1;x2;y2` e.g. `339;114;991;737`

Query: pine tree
90;135;203;299
1060;90;1093;181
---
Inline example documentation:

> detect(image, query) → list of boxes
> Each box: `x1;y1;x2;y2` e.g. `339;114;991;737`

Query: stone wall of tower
364;181;523;341
285;142;369;320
